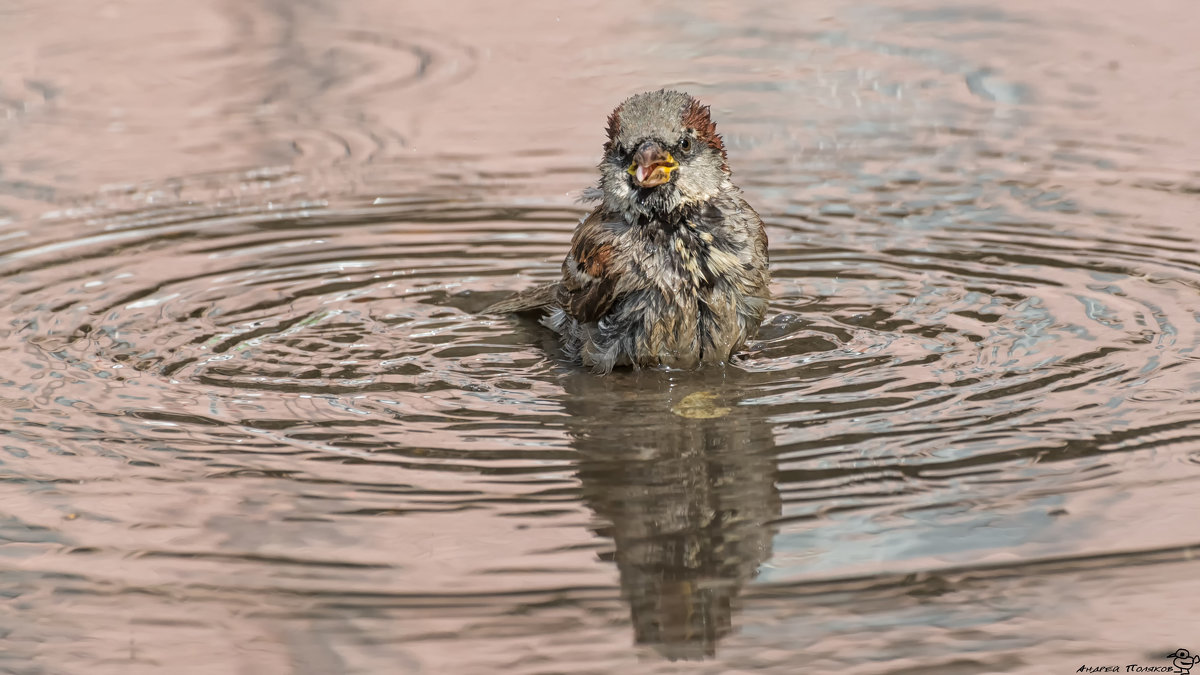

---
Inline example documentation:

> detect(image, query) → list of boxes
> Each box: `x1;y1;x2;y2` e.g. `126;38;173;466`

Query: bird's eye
680;136;693;153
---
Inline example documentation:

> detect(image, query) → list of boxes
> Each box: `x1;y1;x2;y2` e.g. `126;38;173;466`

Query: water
2;1;1199;673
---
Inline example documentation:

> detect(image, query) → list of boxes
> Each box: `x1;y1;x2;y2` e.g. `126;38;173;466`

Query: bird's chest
644;226;752;315
633;226;750;359
638;226;719;295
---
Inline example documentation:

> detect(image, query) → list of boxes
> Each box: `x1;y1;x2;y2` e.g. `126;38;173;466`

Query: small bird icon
1172;649;1200;674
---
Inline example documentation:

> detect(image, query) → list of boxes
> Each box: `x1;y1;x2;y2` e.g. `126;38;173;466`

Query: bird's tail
482;282;560;315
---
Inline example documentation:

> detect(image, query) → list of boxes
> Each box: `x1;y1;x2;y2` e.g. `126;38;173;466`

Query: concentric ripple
0;0;478;212
7;193;574;417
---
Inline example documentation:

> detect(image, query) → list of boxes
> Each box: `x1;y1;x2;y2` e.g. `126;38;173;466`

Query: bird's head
595;90;731;220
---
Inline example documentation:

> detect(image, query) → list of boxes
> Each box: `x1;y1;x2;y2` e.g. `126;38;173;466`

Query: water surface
1;1;1199;673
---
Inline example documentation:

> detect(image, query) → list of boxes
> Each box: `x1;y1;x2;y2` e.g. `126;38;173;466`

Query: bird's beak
626;141;678;188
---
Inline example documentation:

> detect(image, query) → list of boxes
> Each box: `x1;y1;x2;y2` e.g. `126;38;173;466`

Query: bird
485;89;770;373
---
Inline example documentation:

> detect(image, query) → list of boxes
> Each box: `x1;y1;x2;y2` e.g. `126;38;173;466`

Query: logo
1076;649;1200;674
1172;650;1200;675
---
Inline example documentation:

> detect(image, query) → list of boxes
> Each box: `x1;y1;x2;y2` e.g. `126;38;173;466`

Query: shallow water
2;1;1199;673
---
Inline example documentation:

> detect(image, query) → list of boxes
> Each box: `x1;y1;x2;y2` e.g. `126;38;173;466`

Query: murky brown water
2;1;1199;673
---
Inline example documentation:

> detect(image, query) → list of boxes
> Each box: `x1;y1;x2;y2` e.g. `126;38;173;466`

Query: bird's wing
484;208;623;322
557;207;622;324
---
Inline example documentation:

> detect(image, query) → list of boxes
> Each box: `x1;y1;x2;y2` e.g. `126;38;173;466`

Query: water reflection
564;371;779;658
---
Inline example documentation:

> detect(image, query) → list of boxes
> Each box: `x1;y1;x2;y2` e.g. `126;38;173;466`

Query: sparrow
486;89;770;372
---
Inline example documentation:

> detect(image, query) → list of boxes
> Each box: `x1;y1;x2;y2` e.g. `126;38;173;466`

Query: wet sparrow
486;90;769;372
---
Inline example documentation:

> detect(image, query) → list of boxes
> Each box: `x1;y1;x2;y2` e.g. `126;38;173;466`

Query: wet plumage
486;90;770;372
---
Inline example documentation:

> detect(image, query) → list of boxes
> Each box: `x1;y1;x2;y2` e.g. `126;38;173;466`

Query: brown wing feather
558;208;622;323
485;207;623;322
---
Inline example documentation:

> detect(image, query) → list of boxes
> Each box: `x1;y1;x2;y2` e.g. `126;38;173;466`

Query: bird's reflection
561;370;781;660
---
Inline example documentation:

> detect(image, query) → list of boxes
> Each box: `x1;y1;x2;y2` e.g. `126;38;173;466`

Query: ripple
1;191;582;483
0;0;480;216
